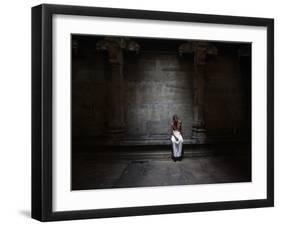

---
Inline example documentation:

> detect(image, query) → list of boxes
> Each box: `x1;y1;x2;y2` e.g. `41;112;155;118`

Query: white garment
171;130;183;158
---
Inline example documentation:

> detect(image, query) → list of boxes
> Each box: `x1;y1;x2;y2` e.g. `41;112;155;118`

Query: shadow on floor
72;144;251;190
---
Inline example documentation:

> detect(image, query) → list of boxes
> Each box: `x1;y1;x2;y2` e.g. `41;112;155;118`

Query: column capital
96;37;140;64
179;41;217;65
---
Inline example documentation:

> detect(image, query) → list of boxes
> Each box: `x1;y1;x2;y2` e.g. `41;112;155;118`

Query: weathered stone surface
179;41;218;142
72;36;251;145
123;52;194;139
204;53;250;137
95;37;140;139
72;145;251;190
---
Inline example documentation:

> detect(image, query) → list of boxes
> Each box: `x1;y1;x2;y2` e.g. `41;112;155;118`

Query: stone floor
72;145;251;190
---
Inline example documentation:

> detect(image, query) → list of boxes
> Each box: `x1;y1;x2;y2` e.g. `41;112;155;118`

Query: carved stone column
179;41;217;143
96;37;139;140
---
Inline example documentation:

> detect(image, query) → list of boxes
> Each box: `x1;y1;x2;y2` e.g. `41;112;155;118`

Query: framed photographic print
31;4;274;221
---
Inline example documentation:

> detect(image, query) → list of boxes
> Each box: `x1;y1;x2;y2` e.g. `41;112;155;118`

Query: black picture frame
32;3;274;222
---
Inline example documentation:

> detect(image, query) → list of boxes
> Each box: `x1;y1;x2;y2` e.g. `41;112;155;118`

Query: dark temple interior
71;35;251;190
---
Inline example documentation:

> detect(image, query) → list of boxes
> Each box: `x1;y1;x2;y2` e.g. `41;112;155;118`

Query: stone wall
204;46;251;139
72;36;251;144
72;50;108;137
124;52;194;140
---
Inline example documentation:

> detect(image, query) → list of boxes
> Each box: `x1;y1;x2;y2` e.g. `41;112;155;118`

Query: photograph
71;35;252;190
31;4;274;221
0;0;278;224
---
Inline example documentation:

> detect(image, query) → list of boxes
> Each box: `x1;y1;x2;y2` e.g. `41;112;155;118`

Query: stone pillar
96;37;139;140
179;41;217;143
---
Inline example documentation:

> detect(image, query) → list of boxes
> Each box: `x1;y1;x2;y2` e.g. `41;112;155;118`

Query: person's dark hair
172;114;178;121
